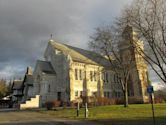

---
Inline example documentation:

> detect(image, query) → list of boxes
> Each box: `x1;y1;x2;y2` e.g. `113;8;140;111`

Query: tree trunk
124;89;128;107
123;83;128;107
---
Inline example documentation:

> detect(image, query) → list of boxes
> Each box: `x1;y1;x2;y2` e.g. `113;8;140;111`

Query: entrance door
57;92;61;101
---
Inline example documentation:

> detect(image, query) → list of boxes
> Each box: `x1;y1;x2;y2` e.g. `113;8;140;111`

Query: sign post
147;85;155;125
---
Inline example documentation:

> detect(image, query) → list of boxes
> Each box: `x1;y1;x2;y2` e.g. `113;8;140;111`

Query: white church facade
31;40;122;104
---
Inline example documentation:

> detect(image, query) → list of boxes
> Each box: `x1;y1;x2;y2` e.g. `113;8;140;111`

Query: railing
0;100;12;108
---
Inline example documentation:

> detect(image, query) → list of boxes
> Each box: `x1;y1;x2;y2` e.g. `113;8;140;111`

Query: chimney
26;66;33;75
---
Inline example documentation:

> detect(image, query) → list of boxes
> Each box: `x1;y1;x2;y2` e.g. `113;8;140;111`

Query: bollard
85;103;88;118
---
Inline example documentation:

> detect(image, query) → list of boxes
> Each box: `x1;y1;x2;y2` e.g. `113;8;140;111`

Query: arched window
79;69;82;80
105;72;108;82
75;69;78;80
94;72;97;81
90;71;93;81
48;84;51;93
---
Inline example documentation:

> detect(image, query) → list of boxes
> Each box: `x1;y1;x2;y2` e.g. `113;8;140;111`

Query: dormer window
55;49;62;54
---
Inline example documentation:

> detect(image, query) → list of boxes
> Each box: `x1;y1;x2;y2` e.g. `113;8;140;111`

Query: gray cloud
0;0;133;79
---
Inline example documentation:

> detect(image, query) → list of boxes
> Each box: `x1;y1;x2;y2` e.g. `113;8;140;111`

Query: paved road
0;110;102;125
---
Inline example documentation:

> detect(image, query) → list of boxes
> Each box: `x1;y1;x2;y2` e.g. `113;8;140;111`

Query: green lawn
40;103;166;125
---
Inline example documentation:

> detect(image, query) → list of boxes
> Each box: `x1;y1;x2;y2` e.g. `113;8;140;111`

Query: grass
40;103;166;125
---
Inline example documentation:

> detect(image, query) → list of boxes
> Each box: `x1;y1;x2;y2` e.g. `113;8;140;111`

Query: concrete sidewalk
0;108;18;112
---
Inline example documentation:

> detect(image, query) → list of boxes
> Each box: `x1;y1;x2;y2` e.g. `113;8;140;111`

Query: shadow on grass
0;121;68;125
93;116;166;125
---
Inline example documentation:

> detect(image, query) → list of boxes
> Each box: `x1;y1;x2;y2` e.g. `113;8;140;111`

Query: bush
45;101;53;110
115;97;144;104
128;97;144;104
79;97;125;106
96;97;117;106
69;101;76;108
45;100;61;110
115;98;124;104
90;97;144;106
154;97;165;104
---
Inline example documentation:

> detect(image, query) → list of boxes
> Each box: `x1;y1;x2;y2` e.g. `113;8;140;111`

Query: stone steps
20;95;40;109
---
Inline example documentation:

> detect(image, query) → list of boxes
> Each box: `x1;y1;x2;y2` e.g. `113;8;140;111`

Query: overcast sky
0;0;135;80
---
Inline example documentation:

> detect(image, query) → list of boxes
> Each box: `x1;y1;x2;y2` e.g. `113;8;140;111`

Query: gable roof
49;40;111;68
23;74;33;86
25;75;33;82
12;80;23;90
36;60;56;74
66;45;111;67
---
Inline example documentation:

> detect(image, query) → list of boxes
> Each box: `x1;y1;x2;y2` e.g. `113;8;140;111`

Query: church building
21;26;149;108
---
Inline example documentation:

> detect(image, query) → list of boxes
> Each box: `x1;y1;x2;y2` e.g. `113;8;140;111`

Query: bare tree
118;0;166;83
89;26;134;107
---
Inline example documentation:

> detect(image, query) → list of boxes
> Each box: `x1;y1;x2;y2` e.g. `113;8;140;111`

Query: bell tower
118;25;149;103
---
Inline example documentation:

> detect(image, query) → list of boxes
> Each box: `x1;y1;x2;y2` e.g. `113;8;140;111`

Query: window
104;92;106;97
37;75;40;81
55;49;62;54
94;72;97;81
39;84;41;93
114;74;120;83
75;91;78;96
107;92;110;98
92;92;97;97
80;91;83;97
115;92;121;98
79;69;82;80
90;71;93;81
48;84;51;93
75;69;78;80
57;92;61;101
103;72;108;83
104;92;110;98
102;72;105;81
117;75;120;83
105;72;108;82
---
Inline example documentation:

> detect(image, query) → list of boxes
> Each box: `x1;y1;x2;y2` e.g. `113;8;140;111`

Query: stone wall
68;61;121;101
44;43;70;102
